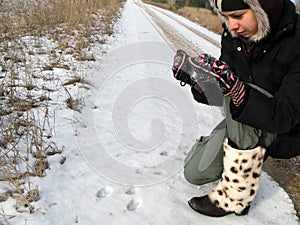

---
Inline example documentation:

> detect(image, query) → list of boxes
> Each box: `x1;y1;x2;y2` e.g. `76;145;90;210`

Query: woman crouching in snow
172;0;300;217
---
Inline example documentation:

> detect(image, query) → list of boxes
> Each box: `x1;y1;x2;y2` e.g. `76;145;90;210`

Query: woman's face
220;9;258;38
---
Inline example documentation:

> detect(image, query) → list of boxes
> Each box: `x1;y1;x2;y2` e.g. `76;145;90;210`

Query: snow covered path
4;0;298;224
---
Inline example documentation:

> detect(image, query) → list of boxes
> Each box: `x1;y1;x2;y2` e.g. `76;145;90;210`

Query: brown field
143;0;223;34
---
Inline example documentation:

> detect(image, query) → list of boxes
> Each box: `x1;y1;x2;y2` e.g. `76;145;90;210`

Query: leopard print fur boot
188;138;266;217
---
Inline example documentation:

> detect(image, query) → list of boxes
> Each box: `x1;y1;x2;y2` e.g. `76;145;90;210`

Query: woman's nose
227;18;239;31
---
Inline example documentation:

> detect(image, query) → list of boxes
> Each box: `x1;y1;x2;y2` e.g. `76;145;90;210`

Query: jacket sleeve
231;58;300;134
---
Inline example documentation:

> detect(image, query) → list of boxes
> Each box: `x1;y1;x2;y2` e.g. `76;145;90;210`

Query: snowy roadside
0;0;299;224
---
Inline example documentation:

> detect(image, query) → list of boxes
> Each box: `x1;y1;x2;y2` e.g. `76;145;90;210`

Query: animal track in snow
135;169;142;174
125;186;136;195
159;151;168;156
127;198;142;211
154;170;166;176
96;186;113;198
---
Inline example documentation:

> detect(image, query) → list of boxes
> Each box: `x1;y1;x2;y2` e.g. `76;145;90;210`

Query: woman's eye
232;14;243;19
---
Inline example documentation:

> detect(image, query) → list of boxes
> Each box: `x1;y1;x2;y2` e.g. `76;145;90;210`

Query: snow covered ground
1;0;299;224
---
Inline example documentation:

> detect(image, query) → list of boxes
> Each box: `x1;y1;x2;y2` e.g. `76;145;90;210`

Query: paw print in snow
96;186;113;198
127;198;142;211
125;186;136;195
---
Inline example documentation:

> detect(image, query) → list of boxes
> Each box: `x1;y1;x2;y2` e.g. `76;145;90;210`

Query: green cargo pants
184;86;277;185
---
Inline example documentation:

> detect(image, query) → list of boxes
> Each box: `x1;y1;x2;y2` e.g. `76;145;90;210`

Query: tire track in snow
136;1;220;57
147;4;221;49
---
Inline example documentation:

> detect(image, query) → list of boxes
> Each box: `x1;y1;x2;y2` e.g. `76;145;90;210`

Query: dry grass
0;0;125;218
0;0;123;38
176;6;222;34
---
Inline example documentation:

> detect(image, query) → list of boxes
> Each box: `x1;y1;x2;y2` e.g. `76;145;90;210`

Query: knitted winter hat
211;0;274;41
214;0;250;12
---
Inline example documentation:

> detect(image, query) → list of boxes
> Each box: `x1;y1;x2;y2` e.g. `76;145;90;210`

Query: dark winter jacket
193;0;300;158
